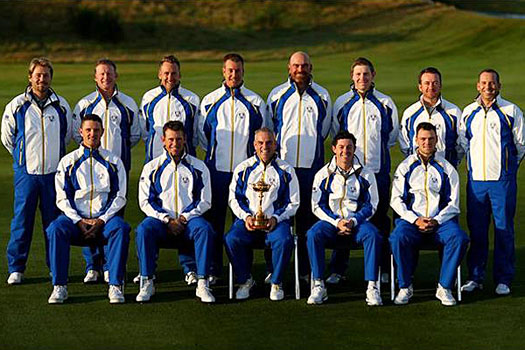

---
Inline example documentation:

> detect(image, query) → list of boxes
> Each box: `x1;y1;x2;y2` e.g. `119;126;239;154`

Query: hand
77;219;93;239
415;217;437;233
337;219;354;235
245;216;256;232
167;217;186;236
86;218;105;239
265;217;278;232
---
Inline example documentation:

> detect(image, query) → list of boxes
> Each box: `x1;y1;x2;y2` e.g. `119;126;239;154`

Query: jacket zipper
361;96;367;165
296;95;303;167
230;88;235;172
89;149;94;218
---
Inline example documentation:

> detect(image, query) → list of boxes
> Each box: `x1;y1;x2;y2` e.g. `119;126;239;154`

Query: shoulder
178;86;200;103
310;82;330;97
116;91;138;107
395;155;418;174
462;101;479;115
240;86;264;104
267;82;290;100
402;100;422;117
373;89;395;104
440;98;461;113
141;86;163;102
5;93;28;110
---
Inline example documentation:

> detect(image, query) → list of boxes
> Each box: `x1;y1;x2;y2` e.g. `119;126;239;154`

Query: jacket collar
327;155;363;177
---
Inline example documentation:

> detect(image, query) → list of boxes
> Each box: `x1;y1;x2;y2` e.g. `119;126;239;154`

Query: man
73;58;140;283
224;128;299;301
331;57;398;284
1;57;73;285
199;53;269;280
306;131;382;306
135;121;216;303
140;55;200;162
46;114;130;304
267;51;333;280
390;122;469;306
399;67;464;167
459;69;525;295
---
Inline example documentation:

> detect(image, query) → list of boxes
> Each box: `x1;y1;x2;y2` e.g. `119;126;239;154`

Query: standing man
399;67;464;167
267;51;333;280
390;122;469;306
331;57;398;283
459;69;525;295
47;114;130;304
2;57;73;284
306;131;382;306
135;121;216;303
73;58;140;283
199;53;269;280
225;128;299;301
140;55;200;162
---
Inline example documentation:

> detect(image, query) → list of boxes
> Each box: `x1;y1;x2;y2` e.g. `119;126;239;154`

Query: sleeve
458;108;470;157
258;97;273;130
388;97;399;148
433;163;460;224
512;104;525;164
138;162;170;223
98;157;127;223
138;94;149;142
228;164;253;221
71;101;83;145
272;165;300;223
353;170;379;225
1;100;17;155
191;95;201;154
180;162;212;222
390;162;419;224
311;170;340;228
330;97;341;138
61;99;73;146
128;98;141;147
321;91;333;139
398;109;411;157
197;97;209;151
452;105;465;165
55;158;83;223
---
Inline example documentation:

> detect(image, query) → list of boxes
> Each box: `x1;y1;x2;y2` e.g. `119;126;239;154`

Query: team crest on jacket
111;115;119;123
490;122;497;129
182;176;189;184
174;110;182;118
237;112;245;119
369;114;377;122
349;186;357;193
306;106;313;114
47;115;55;122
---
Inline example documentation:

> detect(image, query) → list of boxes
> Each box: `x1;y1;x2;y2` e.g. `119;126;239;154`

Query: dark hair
163;120;185;136
418;67;441;84
416;122;437;135
81;114;103;127
95;58;117;74
159;55;181;70
28;57;53;79
479;68;500;84
223;53;244;66
332;130;357;147
351;57;374;75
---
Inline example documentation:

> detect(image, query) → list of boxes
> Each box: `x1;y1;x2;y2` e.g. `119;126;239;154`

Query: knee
46;216;69;240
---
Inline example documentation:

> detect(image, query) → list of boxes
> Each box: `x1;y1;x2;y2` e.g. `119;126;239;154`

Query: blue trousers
389;218;469;289
328;171;391;275
466;179;516;286
135;217;216;278
307;220;382;281
7;170;58;274
47;215;130;285
224;219;293;285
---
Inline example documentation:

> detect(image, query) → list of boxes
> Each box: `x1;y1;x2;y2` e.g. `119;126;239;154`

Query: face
288;53;312;85
80;120;104;149
162;129;186;158
223;59;244;88
477;72;501;102
418;72;441;102
416;129;437;157
332;138;355;169
29;65;52;96
253;131;277;163
352;64;375;93
158;62;181;92
94;64;117;93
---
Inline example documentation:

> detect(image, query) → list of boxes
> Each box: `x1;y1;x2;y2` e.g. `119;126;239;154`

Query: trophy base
252;219;269;231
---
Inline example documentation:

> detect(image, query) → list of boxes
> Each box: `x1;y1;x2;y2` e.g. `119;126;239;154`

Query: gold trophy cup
251;177;271;230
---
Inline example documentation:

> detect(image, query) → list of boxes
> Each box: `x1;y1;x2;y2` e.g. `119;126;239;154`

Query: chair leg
390;254;395;301
457;265;462;302
229;262;234;300
377;266;381;294
294;235;300;300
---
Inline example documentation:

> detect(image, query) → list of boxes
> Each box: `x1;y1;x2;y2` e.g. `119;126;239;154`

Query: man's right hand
77;219;95;240
415;217;437;233
337;219;354;235
167;218;185;236
245;216;256;232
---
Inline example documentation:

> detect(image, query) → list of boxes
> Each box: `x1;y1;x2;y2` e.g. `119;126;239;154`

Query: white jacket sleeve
458;109;470;157
390;162;420;224
138;94;149;142
452;105;465;165
398;110;411;157
433;162;460;224
512;104;525;163
272;166;300;223
1;100;17;155
198;99;210;151
311;170;340;228
98;157;127;223
180;163;212;222
321;92;333;139
388;98;399;148
71;101;83;145
228;164;253;221
138;162;171;223
55;159;83;223
128;98;141;147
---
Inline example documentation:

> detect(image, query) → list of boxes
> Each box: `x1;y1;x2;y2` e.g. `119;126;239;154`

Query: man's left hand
265;217;278;232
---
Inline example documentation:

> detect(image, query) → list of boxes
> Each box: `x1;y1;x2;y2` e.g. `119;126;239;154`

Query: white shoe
366;284;383;306
326;273;342;284
461;280;483;292
235;278;255;300
108;285;125;304
208;275;217;286
495;283;510;295
436;284;456;306
307;281;328;305
104;271;109;283
381;272;389;284
7;272;23;285
133;273;155;284
48;285;68;304
394;285;413;305
185;271;197;285
136;278;155;302
83;270;100;283
264;273;272;284
196;279;215;303
270;284;284;301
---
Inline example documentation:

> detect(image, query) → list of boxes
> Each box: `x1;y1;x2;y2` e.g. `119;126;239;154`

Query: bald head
288;51;312;87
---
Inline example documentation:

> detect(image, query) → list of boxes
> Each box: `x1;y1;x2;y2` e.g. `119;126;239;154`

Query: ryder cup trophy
252;178;271;230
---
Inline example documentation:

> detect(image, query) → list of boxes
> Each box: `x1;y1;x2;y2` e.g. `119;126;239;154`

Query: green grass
1;1;525;349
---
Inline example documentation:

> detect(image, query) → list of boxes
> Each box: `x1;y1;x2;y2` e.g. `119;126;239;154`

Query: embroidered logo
369;114;377;122
111;115;119;123
174;110;182;118
182;176;189;184
306;106;314;114
237;112;245;119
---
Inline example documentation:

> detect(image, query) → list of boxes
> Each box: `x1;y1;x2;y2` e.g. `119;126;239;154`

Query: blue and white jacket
399;96;464;167
267;78;333;170
1;87;72;175
390;152;460;225
140;85;200;162
55;145;127;224
199;83;269;173
229;155;299;223
333;86;398;175
459;94;525;181
73;87;140;171
311;156;378;228
139;150;211;223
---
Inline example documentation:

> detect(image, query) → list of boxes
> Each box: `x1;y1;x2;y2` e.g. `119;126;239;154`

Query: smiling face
95;63;117;95
80;120;104;149
418;72;441;104
254;130;277;163
288;52;312;85
332;138;355;171
29;65;52;99
223;59;244;88
162;128;186;159
477;71;501;105
158;62;181;92
351;64;375;94
416;128;437;158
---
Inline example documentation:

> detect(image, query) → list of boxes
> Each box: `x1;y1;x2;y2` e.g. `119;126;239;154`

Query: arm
228;165;253;221
353;170;379;225
432;162;460;224
55;159;83;223
398;109;411;157
128;98;141;147
271;165;300;223
320;91;333;139
180;162;212;221
311;170;341;228
197;99;209;151
387;97;399;149
512;104;525;164
138;162;171;223
390;162;420;224
98;157;127;223
1;100;17;155
71;101;83;145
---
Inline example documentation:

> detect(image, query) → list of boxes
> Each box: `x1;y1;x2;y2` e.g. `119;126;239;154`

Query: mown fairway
1;1;525;350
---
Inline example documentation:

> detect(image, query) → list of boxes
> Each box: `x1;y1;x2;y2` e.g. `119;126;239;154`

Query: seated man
47;114;130;304
390;122;469;306
306;131;382;306
135;121;216;303
224;127;299;301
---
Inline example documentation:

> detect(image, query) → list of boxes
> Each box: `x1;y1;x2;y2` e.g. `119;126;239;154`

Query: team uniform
140;85;200;162
267;78;333;276
199;83;269;275
225;154;299;288
1;87;72;276
399;96;464;166
332;86;398;275
459;95;525;288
